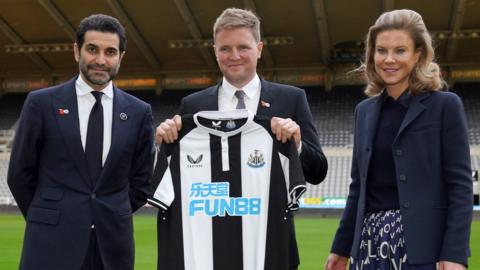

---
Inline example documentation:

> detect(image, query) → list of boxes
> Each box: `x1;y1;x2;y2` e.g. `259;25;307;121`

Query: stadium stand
0;156;14;204
0;93;26;130
306;85;364;147
0;84;479;205
306;154;352;198
452;83;480;145
126;89;196;125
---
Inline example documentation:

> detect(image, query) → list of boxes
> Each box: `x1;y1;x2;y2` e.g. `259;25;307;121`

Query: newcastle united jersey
148;109;306;270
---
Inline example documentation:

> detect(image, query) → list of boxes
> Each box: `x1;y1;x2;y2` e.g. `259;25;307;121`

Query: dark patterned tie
85;91;104;185
235;90;246;109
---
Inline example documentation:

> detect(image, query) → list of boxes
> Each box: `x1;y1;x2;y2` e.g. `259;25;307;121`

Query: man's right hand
324;253;348;270
155;115;182;144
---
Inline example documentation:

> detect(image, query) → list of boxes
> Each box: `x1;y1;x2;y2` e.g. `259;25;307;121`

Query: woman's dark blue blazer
331;90;473;266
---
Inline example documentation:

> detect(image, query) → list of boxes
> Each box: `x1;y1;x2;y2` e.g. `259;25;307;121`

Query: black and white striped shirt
148;109;306;270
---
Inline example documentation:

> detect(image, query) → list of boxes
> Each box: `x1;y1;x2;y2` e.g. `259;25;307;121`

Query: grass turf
0;214;478;269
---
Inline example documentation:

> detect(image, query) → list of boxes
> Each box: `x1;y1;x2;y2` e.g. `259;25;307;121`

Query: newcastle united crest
247;150;265;168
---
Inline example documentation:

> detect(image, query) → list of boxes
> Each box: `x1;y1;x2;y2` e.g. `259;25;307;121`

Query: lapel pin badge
261;100;270;108
120;112;128;121
58;108;69;115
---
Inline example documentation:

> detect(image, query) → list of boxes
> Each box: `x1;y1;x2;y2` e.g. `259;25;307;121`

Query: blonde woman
325;9;472;270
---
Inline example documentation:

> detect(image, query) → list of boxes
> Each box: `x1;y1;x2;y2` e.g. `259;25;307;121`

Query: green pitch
0;214;478;269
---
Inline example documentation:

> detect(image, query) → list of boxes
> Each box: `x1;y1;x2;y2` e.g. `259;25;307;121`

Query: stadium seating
452;83;480;145
0;93;26;130
0;158;14;204
126;89;196;126
306;85;364;147
0;84;479;205
304;155;352;198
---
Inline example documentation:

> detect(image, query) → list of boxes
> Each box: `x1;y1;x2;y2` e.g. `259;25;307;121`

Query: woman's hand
324;253;349;270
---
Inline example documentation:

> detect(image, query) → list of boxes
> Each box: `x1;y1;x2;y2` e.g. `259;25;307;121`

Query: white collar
222;74;260;100
193;109;254;137
75;75;114;99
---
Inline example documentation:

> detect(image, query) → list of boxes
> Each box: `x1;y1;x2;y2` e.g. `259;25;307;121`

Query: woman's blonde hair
362;9;445;97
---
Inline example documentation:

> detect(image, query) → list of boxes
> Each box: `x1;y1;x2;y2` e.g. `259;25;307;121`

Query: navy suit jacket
331;90;473;265
179;79;328;184
8;77;154;270
173;78;328;268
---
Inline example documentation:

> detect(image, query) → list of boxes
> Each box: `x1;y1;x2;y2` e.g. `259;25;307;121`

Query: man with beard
8;14;154;270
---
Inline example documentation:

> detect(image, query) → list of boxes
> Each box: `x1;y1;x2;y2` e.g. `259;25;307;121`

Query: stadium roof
1;0;480;89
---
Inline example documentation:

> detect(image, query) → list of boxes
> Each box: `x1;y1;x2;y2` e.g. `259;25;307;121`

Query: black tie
235;90;246;109
85;91;104;185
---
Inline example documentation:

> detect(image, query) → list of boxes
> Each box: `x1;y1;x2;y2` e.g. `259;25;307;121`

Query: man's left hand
438;261;466;270
271;117;301;149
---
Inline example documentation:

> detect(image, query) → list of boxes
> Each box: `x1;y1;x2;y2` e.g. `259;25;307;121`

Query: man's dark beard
80;63;119;86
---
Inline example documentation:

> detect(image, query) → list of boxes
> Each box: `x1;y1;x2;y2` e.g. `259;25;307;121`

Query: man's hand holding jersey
270;117;302;150
155;115;182;144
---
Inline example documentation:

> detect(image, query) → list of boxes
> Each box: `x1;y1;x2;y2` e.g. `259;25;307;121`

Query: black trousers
81;228;104;270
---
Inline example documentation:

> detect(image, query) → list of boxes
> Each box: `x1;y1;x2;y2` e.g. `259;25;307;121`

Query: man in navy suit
8;14;154;270
155;8;328;269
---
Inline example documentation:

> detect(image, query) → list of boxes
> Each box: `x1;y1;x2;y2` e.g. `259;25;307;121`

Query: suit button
365;148;370;152
91;224;95;229
403;202;410;209
399;175;407;182
91;193;96;199
395;149;403;156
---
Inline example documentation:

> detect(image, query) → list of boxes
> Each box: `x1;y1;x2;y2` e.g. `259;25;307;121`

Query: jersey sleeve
148;115;196;210
147;144;175;210
277;139;307;211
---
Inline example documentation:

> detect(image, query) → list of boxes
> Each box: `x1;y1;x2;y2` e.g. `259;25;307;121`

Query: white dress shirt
76;76;113;165
218;74;261;113
217;74;302;153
